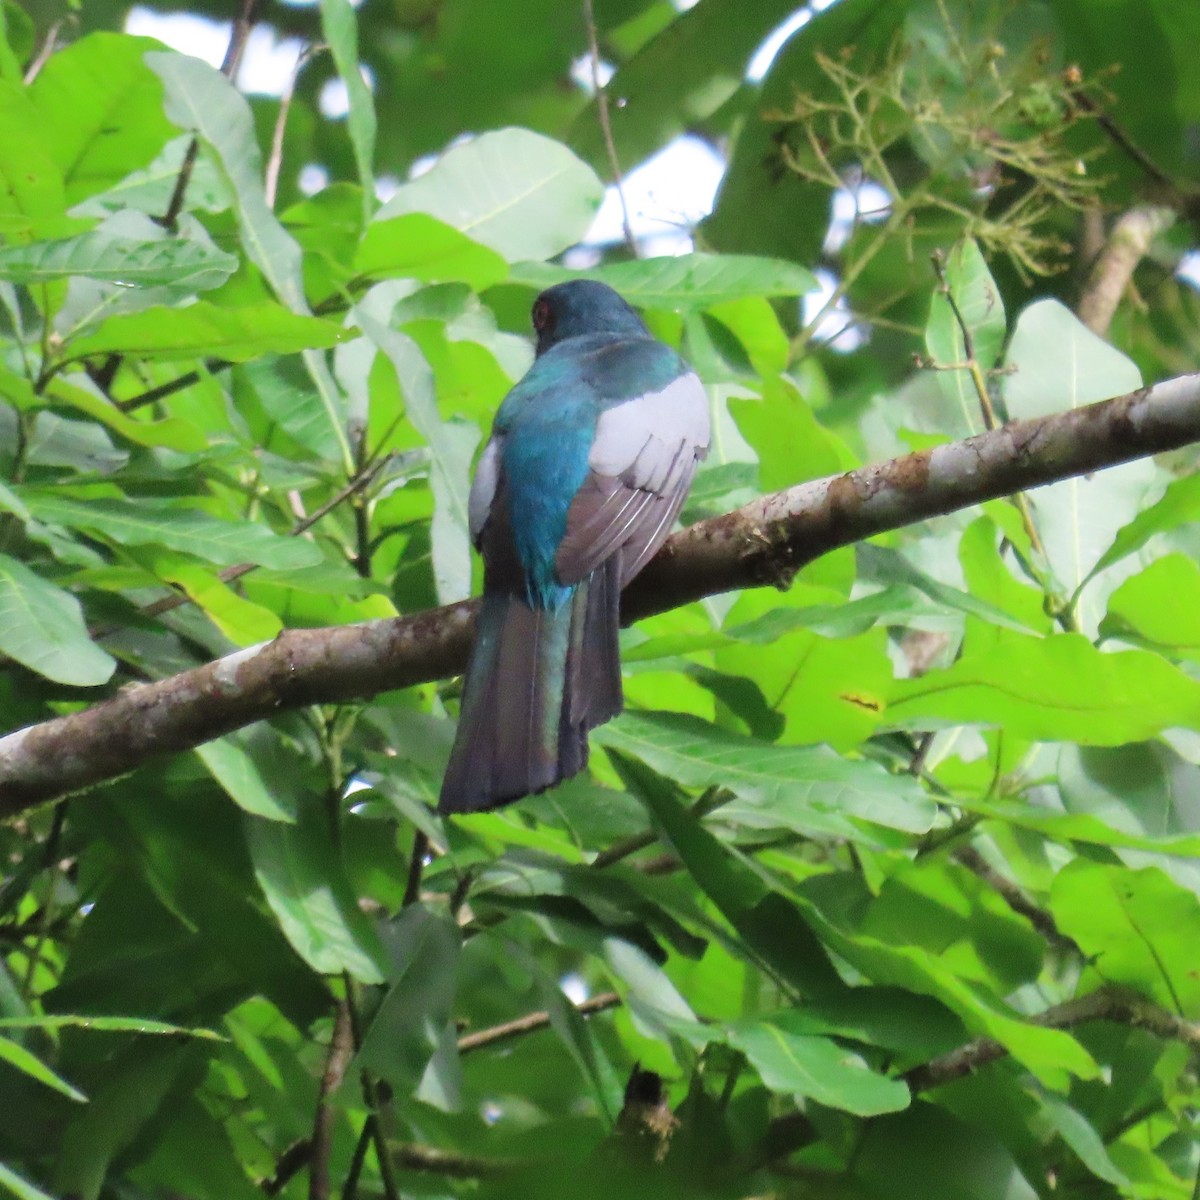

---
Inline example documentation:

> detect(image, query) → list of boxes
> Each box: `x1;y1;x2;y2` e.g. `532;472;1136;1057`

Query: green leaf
246;800;387;984
44;377;207;453
512;253;817;310
0;553;116;686
1050;862;1200;1016
0;1015;223;1039
0;79;67;240
1091;471;1200;578
358;906;462;1109
0;1033;86;1102
28;33;174;205
1102;553;1200;660
727;1018;909;1115
1003;299;1153;627
597;710;936;836
195;735;296;823
619;752;846;1003
376;127;603;263
65;301;353;362
0;1161;57;1200
354;213;508;290
568;0;805;173
320;0;377;217
925;237;1005;432
145;52;306;310
357;305;478;603
888;630;1200;744
1033;1092;1132;1189
21;492;321;570
0;233;237;289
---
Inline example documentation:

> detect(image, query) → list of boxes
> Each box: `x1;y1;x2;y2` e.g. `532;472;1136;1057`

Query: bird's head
531;280;648;356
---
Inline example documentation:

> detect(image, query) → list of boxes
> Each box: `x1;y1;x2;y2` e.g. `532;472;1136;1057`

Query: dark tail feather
439;569;624;815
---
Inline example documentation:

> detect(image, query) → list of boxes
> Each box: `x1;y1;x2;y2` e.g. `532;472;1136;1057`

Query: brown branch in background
953;846;1076;952
582;0;638;258
5;372;1200;817
1077;205;1175;337
755;985;1200;1171
458;991;622;1054
309;999;355;1200
1070;89;1178;193
393;1142;517;1178
903;985;1200;1094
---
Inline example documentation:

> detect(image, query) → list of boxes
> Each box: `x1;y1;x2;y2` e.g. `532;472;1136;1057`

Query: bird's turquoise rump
439;281;710;814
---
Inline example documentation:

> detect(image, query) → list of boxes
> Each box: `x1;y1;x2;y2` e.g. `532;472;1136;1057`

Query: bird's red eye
531;298;551;332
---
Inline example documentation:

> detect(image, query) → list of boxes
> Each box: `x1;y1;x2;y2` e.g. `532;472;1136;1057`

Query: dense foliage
1;0;1200;1197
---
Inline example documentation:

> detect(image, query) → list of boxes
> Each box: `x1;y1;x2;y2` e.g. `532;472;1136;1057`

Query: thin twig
403;830;429;907
953;845;1077;951
458;991;621;1054
308;999;355;1200
582;0;637;257
266;44;324;209
115;359;230;413
22;19;66;83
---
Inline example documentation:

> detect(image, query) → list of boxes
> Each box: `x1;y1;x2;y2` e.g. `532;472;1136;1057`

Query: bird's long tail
438;556;623;814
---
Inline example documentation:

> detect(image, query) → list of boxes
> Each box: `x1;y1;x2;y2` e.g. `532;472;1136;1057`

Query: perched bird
438;280;710;814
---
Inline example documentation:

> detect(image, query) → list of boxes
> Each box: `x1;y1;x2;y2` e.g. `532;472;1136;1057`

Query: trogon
438;280;710;814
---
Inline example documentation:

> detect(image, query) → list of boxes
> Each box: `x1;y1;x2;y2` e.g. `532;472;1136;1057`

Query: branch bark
1077;205;1174;337
3;371;1200;818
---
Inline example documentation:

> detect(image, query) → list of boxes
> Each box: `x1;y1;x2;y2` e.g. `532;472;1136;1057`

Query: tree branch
902;984;1200;1093
1077;205;1174;337
457;991;621;1054
3;371;1200;817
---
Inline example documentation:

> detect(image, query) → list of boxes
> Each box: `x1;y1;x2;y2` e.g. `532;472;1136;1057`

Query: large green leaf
44;376;207;453
21;492;322;570
195;735;297;824
511;253;818;309
727;1017;909;1116
0;79;67;240
357;905;462;1108
1050;862;1200;1016
0;233;236;289
1102;554;1200;660
65;301;353;362
1003;299;1153;628
29;33;174;205
245;802;387;984
0;553;115;685
354;213;508;290
1091;472;1200;578
376;127;603;263
568;0;805;173
320;0;377;218
598;710;937;836
888;630;1200;744
925;237;1006;432
356;302;478;603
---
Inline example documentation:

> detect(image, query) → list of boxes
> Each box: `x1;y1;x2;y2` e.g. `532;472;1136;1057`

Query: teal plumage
439;281;710;814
